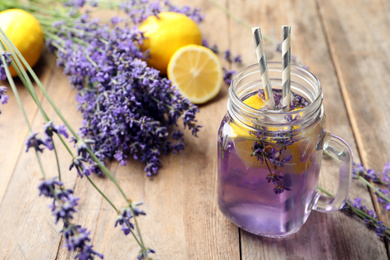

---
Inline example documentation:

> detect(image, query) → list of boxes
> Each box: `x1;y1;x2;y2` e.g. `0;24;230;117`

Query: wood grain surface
0;0;389;259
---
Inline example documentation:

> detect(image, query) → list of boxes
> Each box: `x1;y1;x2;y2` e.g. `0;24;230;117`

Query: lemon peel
0;9;44;77
139;12;202;74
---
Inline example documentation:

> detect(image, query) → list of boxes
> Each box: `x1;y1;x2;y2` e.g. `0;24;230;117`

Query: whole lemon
0;9;44;77
139;12;202;74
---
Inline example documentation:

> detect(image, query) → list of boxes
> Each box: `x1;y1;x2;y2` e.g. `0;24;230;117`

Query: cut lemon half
167;44;223;104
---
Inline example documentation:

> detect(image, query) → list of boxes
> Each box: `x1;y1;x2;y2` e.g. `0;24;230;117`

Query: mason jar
217;62;352;237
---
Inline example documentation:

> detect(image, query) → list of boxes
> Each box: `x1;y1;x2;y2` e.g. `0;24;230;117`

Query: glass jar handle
313;132;353;212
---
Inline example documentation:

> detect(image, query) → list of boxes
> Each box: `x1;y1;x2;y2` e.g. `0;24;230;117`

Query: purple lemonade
217;90;324;237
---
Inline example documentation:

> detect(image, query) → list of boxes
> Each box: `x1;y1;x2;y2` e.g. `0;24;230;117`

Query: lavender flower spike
25;132;46;153
63;224;104;260
0;51;12;80
115;203;146;236
0;86;8;114
382;163;390;184
38;178;103;259
0;86;8;104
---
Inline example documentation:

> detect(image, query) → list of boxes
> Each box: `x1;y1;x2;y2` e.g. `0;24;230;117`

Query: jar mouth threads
228;62;323;131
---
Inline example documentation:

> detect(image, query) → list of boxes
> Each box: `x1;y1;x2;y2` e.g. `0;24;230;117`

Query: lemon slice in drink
167;44;223;104
229;94;265;168
230;94;310;173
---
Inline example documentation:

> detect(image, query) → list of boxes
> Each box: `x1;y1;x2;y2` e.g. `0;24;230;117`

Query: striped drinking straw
252;27;275;109
282;25;292;110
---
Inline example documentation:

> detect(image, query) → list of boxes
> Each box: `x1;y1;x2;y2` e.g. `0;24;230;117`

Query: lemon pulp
167;44;222;104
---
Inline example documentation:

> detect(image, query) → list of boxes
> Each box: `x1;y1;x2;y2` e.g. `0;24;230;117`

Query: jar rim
228;62;323;129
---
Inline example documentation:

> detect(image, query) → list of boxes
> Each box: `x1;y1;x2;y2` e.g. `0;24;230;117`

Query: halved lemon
167;44;222;104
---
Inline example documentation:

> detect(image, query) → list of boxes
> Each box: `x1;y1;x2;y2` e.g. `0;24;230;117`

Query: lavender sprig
353;162;390;185
0;25;153;258
245;90;309;194
250;139;292;194
351;162;390;213
1;43;105;258
344;198;390;240
317;186;390;241
39;178;104;259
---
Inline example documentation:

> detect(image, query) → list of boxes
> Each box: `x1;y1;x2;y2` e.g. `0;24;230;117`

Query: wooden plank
317;0;390;225
0;49;54;204
228;0;387;258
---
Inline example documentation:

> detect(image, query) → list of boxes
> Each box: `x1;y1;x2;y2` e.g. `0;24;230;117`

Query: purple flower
382;163;390;184
25;132;46;153
251;139;293;194
367;169;380;182
38;178;103;259
0;51;12;80
273;184;291;194
63;224;104;259
50;189;79;223
38;178;63;198
209;44;219;54
233;55;242;64
114;203;146;236
137;248;156;260
352;162;365;179
257;89;309;110
224;50;232;63
351;197;363;208
63;0;87;8
202;39;209;48
223;67;236;86
352;162;381;182
375;188;390;212
350;197;377;221
0;86;8;104
44;121;69;138
165;0;204;23
375;221;387;239
223;50;242;65
43;121;69;150
111;17;121;25
69;156;88;177
266;173;284;184
0;86;8;114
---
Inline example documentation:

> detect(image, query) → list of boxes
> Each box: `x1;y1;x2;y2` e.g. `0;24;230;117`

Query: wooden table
1;0;389;259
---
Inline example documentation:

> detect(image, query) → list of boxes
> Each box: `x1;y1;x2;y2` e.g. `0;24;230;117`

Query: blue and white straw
252;27;275;109
282;26;292;110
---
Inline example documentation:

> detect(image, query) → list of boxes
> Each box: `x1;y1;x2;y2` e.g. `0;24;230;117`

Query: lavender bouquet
0;0;209;258
18;0;203;177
